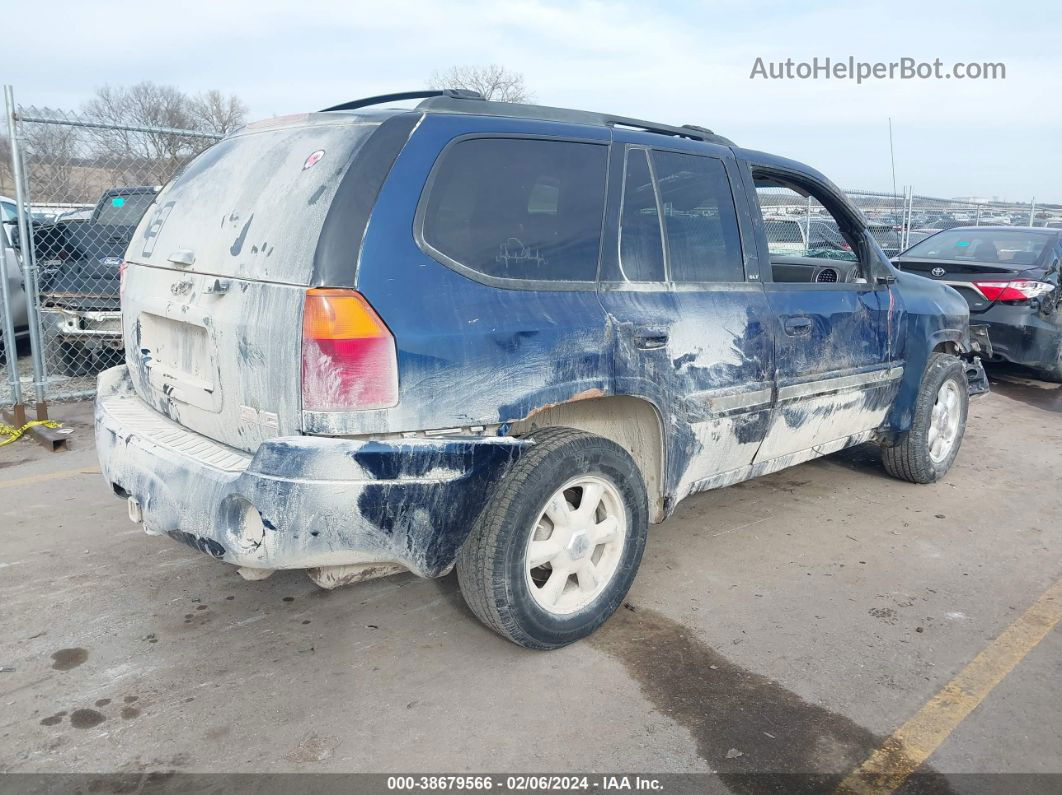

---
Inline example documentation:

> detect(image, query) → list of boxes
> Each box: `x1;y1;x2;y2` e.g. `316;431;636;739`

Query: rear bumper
975;304;1062;370
42;306;122;343
94;366;527;576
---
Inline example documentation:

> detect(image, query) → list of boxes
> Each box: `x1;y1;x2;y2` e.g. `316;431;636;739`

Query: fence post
1028;199;1036;227
901;187;912;250
0;227;24;421
5;85;48;416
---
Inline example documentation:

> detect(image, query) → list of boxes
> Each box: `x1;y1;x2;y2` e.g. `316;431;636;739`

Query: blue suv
96;90;988;649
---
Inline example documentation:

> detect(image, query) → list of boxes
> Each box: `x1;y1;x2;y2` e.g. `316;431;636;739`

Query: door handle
633;327;669;350
783;316;813;336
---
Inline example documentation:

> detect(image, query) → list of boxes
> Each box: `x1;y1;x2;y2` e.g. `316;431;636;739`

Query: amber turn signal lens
302;288;391;341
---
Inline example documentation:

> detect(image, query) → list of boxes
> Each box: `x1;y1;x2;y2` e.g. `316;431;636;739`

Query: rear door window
420;138;608;283
651;150;744;282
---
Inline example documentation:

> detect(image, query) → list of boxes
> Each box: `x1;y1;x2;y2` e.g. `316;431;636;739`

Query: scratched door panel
602;285;775;503
754;284;895;462
597;137;775;505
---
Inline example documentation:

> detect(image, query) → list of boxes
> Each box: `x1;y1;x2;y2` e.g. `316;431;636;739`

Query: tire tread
882;352;966;484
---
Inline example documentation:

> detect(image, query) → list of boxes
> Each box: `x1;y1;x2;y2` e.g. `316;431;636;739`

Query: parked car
894;227;1062;380
766;217;901;259
33;186;158;374
762;217;848;255
96;90;989;649
0;195;27;366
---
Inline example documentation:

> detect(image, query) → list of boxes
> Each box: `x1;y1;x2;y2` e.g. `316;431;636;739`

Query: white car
1;195;28;362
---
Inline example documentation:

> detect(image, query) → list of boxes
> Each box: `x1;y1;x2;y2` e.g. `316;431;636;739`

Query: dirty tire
882;353;969;483
456;426;648;650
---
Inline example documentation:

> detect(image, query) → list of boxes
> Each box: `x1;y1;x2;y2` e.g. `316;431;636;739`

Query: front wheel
881;352;969;483
456;427;648;650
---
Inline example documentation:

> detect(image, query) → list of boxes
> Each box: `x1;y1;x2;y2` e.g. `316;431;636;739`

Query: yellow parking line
837;576;1062;794
0;467;101;490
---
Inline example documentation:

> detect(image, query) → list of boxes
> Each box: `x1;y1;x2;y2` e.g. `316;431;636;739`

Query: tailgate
123;264;305;450
121;117;382;451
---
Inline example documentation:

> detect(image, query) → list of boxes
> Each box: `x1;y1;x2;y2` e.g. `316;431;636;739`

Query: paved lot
1;368;1060;790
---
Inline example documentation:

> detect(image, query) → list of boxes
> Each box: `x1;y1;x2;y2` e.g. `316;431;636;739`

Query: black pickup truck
34;186;158;374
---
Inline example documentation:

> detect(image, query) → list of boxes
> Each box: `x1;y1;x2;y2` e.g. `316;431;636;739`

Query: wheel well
509;396;667;523
933;340;960;356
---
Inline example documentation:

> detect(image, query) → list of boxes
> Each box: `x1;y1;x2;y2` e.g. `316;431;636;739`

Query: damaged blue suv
96;90;989;649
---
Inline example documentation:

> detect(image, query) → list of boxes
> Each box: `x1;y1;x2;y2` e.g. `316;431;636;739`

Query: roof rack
417;94;734;146
318;89;732;146
320;89;483;113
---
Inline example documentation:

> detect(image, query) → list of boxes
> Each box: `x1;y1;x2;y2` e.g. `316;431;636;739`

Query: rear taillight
301;288;398;411
973;280;1055;303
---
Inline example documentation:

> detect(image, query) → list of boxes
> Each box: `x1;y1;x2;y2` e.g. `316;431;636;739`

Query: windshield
95;192;158;226
903;230;1051;266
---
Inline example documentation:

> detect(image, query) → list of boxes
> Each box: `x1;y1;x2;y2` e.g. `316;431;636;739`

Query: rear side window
652;151;743;282
421;138;607;282
619;149;665;282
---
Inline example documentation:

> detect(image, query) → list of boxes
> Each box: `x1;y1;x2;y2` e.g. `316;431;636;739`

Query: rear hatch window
130;118;380;284
902;230;1051;268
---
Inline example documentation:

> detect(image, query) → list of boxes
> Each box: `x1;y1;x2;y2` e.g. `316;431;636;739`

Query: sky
6;0;1061;201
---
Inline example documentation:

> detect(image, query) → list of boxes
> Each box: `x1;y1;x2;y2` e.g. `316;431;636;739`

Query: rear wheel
456;427;648;650
882;353;969;483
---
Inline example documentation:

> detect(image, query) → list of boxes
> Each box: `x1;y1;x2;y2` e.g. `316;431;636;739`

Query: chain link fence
2;91;1061;408
1;98;220;406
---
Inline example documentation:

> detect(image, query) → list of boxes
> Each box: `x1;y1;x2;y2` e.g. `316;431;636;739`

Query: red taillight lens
301;289;398;411
973;280;1055;303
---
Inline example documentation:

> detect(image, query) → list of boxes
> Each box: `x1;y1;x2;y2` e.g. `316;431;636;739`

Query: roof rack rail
681;124;719;136
320;89;483;113
414;94;733;146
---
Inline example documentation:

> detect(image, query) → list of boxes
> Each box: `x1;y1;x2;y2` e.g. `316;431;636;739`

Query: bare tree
428;65;531;103
188;90;249;136
20;115;88;203
80;82;245;186
0;134;13;197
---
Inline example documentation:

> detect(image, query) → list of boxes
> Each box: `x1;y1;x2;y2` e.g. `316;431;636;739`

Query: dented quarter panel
309;113;615;437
